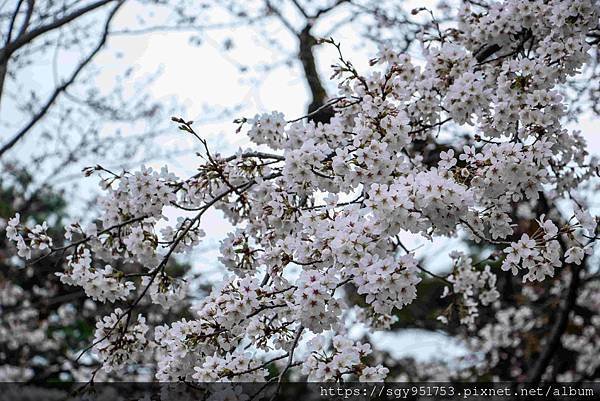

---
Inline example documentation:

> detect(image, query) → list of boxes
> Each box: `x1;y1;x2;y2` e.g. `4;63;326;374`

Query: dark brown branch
265;0;297;35
525;263;581;383
270;1;350;124
271;326;304;399
0;0;32;105
313;0;350;19
474;43;502;63
4;0;25;46
517;191;583;383
298;24;332;123
287;96;345;123
229;352;290;377
1;0;117;57
0;0;124;157
290;0;309;19
223;151;285;162
15;0;34;40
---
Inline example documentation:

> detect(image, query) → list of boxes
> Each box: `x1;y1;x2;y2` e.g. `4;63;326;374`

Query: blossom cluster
6;213;52;259
56;248;135;303
301;335;388;381
247;111;286;149
442;251;500;328
93;308;149;372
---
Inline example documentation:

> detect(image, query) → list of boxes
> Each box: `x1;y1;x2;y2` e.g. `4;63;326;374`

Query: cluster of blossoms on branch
441;251;500;329
6;213;52;259
4;0;600;383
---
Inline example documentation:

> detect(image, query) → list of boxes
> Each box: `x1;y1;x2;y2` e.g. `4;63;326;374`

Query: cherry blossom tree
4;0;600;387
0;0;433;383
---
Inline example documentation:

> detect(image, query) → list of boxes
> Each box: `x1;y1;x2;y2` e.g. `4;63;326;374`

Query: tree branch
1;0;117;57
298;24;332;122
290;0;309;19
313;0;350;19
474;43;502;63
0;0;124;158
265;0;297;35
271;326;304;400
15;0;35;40
525;263;581;383
4;0;25;46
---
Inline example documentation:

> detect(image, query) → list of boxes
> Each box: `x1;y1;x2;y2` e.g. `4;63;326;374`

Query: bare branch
525;263;582;383
14;0;34;40
290;0;309;19
265;0;297;35
0;0;124;157
271;326;304;399
313;0;350;19
2;0;117;57
4;0;25;46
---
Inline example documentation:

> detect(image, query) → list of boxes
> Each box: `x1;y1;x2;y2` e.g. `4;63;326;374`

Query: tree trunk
0;52;8;114
298;24;334;123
